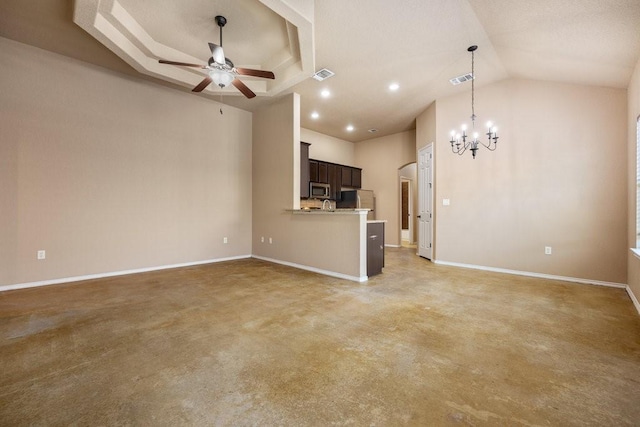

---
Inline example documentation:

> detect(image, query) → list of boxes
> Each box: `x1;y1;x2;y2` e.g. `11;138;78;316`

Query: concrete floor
1;248;639;426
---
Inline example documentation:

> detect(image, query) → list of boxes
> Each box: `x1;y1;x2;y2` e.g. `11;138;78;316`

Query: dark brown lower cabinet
367;222;385;277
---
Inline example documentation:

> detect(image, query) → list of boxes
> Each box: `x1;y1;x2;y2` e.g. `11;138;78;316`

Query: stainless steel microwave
310;182;330;199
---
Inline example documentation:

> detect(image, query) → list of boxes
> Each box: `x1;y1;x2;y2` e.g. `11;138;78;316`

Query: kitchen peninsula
287;208;386;277
293;141;385;278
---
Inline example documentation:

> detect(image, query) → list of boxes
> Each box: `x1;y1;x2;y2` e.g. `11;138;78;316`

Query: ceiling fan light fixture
209;69;234;88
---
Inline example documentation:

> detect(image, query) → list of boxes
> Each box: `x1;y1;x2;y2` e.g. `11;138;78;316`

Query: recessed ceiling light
346;125;354;132
320;89;331;98
311;111;319;119
389;82;400;91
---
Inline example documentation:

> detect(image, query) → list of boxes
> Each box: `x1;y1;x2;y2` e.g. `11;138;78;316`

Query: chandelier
449;45;499;159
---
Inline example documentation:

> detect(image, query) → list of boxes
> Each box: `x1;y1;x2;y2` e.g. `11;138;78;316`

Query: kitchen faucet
322;199;332;210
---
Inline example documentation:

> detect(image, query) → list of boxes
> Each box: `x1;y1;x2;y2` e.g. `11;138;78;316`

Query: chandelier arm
477;140;495;150
451;139;472;155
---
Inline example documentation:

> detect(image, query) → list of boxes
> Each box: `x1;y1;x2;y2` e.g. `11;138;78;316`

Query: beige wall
427;78;627;284
300;128;355;165
0;37;253;286
627;57;640;309
253;94;366;280
355;130;417;246
416;102;436;152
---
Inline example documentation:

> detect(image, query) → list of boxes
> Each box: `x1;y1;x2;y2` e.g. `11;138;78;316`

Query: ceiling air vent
312;68;335;81
449;73;474;85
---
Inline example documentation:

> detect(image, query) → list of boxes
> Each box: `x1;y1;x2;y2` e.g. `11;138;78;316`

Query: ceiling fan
158;15;275;99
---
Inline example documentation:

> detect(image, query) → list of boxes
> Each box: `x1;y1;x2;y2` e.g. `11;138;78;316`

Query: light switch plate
443;199;450;206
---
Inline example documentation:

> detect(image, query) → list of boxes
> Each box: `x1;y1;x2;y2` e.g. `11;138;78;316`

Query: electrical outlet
545;246;552;255
261;236;264;243
37;250;46;260
443;198;450;206
269;237;273;244
223;237;228;244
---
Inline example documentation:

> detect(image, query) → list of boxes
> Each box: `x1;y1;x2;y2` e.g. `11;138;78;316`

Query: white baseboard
0;255;252;293
385;244;401;248
433;260;627;289
252;255;367;282
627;285;640;315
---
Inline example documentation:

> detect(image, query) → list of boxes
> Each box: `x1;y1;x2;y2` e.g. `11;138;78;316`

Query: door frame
400;177;413;244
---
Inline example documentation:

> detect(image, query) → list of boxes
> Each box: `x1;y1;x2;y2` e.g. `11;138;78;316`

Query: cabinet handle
370;235;378;239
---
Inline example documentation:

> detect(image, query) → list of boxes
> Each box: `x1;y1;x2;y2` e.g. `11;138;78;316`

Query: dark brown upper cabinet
341;166;352;187
300;142;310;198
318;162;329;184
306;158;362;200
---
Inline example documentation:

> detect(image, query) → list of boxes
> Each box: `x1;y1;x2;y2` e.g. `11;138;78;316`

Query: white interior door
418;144;433;259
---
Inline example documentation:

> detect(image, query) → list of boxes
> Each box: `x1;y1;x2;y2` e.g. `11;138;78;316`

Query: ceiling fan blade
235;68;275;79
192;76;213;92
208;43;226;65
232;78;256;99
159;59;206;68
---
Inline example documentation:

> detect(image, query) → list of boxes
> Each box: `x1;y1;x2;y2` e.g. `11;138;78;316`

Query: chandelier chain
471;48;475;126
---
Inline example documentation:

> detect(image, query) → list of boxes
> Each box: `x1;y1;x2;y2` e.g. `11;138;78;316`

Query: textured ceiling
117;0;288;65
1;0;639;142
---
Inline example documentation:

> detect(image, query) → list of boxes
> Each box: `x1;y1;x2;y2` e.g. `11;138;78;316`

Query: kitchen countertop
286;209;386;223
287;208;370;215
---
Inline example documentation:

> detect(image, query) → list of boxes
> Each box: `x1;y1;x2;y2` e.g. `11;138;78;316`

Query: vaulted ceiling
1;0;639;142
